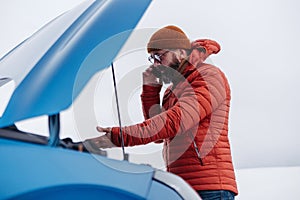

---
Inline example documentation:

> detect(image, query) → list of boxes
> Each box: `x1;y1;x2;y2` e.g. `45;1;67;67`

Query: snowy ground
235;166;300;199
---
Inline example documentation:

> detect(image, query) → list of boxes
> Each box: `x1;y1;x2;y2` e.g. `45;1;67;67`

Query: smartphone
151;65;163;78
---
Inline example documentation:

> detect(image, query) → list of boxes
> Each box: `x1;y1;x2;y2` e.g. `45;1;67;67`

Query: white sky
1;1;300;199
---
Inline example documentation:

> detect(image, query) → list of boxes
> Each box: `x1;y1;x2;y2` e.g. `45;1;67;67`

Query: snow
236;166;300;200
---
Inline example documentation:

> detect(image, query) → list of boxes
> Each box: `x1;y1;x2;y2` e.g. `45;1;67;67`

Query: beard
159;57;181;84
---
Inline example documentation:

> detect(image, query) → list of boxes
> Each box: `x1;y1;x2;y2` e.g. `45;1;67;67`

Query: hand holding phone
142;65;162;86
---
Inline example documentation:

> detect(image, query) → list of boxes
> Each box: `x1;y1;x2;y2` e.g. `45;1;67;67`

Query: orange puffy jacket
110;39;238;195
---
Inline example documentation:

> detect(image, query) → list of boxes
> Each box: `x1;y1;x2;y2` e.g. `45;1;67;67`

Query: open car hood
0;0;151;128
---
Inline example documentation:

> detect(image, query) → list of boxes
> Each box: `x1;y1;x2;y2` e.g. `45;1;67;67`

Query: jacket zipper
192;140;204;166
189;133;204;166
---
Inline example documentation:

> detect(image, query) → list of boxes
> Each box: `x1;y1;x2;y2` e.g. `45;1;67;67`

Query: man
86;25;238;199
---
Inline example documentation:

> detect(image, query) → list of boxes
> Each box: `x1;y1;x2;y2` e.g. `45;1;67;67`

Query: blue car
0;0;200;199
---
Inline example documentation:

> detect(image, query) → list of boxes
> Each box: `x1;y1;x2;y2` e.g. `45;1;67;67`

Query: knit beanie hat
147;25;191;53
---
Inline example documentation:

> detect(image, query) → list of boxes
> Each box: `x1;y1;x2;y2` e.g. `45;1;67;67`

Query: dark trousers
197;190;235;200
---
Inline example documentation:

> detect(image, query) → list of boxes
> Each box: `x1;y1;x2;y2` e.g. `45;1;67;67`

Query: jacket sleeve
111;66;228;147
140;84;162;119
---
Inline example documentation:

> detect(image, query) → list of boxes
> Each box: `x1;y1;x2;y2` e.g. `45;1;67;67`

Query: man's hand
83;127;114;149
143;65;162;86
